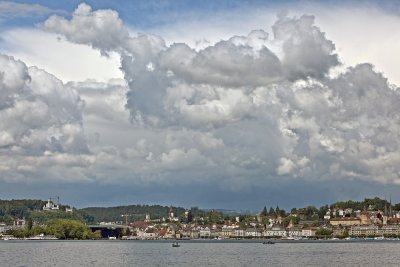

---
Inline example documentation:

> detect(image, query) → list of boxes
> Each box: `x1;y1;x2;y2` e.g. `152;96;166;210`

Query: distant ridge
202;209;258;216
1;197;399;224
80;204;186;223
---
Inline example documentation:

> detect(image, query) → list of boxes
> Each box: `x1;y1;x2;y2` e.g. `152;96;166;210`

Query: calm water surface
1;240;399;266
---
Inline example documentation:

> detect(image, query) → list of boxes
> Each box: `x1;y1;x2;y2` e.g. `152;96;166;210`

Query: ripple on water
1;240;400;267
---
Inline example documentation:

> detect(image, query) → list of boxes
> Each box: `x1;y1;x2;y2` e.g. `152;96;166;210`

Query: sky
1;0;400;211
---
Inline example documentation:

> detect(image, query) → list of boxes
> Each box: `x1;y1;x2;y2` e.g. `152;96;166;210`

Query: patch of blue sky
2;0;398;30
0;0;311;29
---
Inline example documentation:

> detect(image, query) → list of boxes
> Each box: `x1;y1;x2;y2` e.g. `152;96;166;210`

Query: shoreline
2;238;400;244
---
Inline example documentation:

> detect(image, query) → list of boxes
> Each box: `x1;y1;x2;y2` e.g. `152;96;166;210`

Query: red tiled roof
131;222;148;228
159;229;167;236
388;218;400;223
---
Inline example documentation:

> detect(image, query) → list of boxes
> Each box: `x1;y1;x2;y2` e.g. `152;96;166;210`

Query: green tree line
8;219;100;240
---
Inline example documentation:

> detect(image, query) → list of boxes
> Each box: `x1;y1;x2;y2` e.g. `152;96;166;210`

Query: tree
261;206;267;216
46;219;98;240
311;220;320;227
123;227;132;236
318;205;329;219
27;218;33;230
315;229;333;238
268;207;275;217
275;206;280;216
187;211;193;223
283;216;300;227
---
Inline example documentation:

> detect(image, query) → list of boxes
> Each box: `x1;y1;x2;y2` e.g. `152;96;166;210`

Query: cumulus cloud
272;14;339;80
6;3;399;191
43;3;129;55
0;54;91;182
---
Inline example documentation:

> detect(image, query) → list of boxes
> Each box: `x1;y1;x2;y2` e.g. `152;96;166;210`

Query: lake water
1;240;400;266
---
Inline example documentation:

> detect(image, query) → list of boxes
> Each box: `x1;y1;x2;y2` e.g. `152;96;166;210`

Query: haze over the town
1;0;400;210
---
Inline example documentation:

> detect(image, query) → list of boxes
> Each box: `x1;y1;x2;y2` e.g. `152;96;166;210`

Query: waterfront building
349;225;378;236
190;230;200;239
330;217;361;226
264;226;287;238
376;225;400;236
332;227;346;237
199;227;211;238
221;227;234;238
287;227;302;237
210;229;221;239
245;228;262;238
301;227;318;237
143;228;158;239
233;229;245;238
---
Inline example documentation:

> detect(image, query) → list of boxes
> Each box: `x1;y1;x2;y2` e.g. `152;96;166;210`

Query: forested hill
3;197;397;225
0;199;87;224
0;199;47;220
329;197;399;211
80;205;186;223
0;199;188;224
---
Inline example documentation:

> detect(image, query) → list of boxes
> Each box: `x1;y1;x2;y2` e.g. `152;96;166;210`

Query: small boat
108;236;117;240
172;242;180;247
263;241;275;245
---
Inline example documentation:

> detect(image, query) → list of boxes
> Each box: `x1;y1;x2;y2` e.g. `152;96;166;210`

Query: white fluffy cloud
0;54;92;182
43;3;129;55
3;3;400;192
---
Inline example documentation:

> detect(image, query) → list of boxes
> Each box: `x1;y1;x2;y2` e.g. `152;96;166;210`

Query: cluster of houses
327;208;400;237
118;206;400;240
0;219;25;234
118;210;321;240
127;221;319;240
4;201;400;240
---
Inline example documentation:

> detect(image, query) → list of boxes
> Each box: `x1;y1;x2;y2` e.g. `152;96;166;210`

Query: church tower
168;206;174;219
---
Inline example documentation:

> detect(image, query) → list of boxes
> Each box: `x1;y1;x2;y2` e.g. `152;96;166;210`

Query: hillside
0;199;47;223
80;205;186;223
0;199;87;224
2;197;398;225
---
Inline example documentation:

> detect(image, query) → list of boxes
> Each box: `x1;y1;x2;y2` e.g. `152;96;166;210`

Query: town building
245;228;262;238
330;217;361;226
233;229;245;238
43;197;60;211
301;227;318;237
287;227;302;237
264;226;287;238
199;227;211;238
349;225;379;236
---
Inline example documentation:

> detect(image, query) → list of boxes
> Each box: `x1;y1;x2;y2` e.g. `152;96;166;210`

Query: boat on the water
172;242;180;247
263;241;275;245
